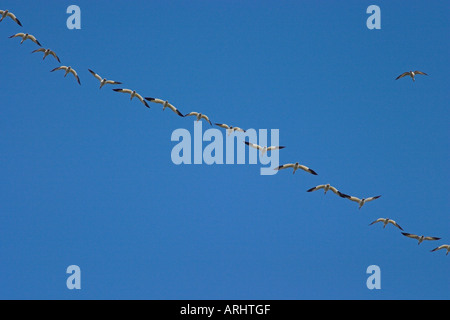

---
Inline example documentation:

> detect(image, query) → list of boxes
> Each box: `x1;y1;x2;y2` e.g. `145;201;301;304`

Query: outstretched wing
88;69;103;81
395;72;410;80
298;165;318;175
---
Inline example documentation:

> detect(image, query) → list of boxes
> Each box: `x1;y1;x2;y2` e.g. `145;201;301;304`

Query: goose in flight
275;162;318;175
395;71;428;82
112;89;150;108
401;233;441;245
306;184;346;197
244;141;285;156
145;98;184;117
184;112;212;125
32;48;61;63
9;33;41;46
369;218;403;231
88;69;122;89
430;245;450;256
215;123;246;135
341;194;381;209
0;10;22;26
51;66;81;85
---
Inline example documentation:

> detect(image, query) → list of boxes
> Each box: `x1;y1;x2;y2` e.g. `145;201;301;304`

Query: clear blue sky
1;0;448;300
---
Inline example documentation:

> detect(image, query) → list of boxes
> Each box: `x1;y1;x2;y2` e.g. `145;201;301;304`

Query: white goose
32;48;60;63
9;33;41;46
341;194;381;209
51;66;81;85
184;112;212;125
307;184;346;197
0;10;22;26
145;98;184;117
396;70;428;82
88;69;122;89
430;245;450;256
275;162;318;175
244;141;285;156
215;123;246;135
112;89;150;108
401;233;441;245
369;218;403;231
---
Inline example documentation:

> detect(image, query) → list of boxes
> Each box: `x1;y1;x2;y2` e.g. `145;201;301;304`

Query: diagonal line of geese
1;7;445;256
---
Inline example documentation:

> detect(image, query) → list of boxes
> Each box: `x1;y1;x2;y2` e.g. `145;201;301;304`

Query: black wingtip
309;169;318;175
306;187;315;192
145;97;155;101
244;141;250;146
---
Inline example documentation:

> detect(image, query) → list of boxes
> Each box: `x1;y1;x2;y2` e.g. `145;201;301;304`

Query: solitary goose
341;194;381;209
307;184;346;197
0;10;22;26
32;48;60;63
369;218;403;231
184;112;212;125
275;162;318;175
9;33;41;46
401;233;441;245
244;141;285;156
145;98;184;117
112;89;150;108
51;66;81;85
430;245;450;256
396;71;428;82
215;123;246;135
88;69;122;89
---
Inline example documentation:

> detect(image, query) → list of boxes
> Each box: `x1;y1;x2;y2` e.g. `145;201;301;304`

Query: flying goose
145;98;184;117
88;69;122;89
307;184;346;197
369;218;403;231
274;162;318;175
244;141;285;156
112;89;150;108
396;71;428;82
32;48;60;63
51;66;81;85
9;33;41;46
0;10;22;26
401;233;441;245
184;112;212;125
430;245;450;256
341;194;381;209
215;123;246;135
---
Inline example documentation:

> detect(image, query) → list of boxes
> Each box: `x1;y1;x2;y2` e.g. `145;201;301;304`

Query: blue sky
0;0;448;300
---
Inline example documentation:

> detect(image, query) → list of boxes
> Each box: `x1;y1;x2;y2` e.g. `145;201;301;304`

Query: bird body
341;194;381;209
9;33;41;46
32;48;60;63
402;233;441;245
145;98;184;117
185;112;212;125
244;141;285;156
307;184;346;197
396;70;428;82
275;162;318;175
0;10;22;26
51;66;81;85
113;89;150;108
216;123;246;136
369;218;403;231
88;69;121;89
